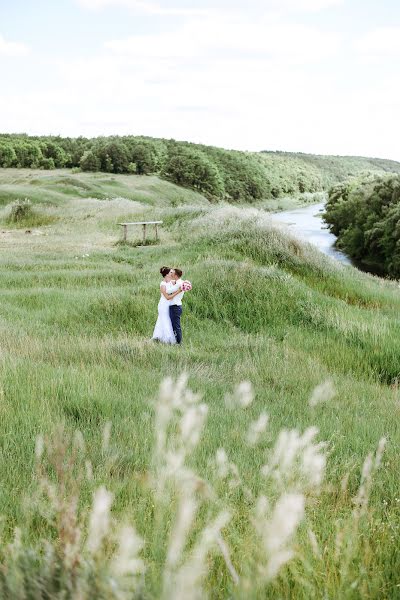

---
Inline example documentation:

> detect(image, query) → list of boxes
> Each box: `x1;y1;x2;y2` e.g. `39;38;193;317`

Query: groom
169;268;184;344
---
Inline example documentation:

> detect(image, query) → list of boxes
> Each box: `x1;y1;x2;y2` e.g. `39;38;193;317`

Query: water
270;202;352;265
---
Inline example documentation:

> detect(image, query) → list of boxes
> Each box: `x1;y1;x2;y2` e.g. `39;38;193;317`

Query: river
270;202;352;265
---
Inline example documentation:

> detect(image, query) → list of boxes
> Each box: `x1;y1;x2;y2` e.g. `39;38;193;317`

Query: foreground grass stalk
0;375;387;599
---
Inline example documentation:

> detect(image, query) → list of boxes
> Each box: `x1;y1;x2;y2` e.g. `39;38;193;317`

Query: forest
324;173;400;277
1;133;400;203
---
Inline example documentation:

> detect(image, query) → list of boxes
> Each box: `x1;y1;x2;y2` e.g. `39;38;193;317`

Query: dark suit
169;305;183;344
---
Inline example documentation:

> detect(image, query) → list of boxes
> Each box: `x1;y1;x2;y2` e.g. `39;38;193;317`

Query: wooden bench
118;221;163;244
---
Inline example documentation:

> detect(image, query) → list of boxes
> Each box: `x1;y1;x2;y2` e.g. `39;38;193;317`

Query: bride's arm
160;284;182;300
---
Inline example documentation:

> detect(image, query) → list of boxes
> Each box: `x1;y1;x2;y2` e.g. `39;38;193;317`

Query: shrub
40;157;55;170
5;198;56;228
7;198;34;223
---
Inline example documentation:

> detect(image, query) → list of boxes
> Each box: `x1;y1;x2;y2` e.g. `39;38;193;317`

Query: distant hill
260;150;400;193
1;133;400;203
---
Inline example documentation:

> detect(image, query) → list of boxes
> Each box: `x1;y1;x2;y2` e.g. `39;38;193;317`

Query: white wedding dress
152;281;176;344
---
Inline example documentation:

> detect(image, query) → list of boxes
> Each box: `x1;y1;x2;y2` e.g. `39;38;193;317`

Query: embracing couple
152;266;190;345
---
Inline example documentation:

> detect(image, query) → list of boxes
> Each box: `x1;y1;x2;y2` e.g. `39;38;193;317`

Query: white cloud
105;18;341;64
356;27;400;56
11;16;343;146
0;34;29;57
76;0;207;16
76;0;343;13
2;1;400;161
2;55;400;161
269;0;343;10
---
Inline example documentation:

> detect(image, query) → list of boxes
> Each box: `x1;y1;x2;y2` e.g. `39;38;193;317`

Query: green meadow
0;168;400;599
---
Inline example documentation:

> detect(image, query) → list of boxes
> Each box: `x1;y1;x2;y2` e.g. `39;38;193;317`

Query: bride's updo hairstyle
160;266;171;277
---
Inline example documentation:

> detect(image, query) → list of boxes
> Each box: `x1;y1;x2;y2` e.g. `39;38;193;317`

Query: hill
0;168;400;597
260;149;400;192
2;133;400;203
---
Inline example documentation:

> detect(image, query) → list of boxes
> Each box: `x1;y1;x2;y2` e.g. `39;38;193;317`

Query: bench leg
143;224;146;245
155;224;158;241
123;224;127;242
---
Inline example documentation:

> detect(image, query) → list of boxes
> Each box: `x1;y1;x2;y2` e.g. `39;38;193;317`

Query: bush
40;157;55;170
5;198;57;228
8;198;34;223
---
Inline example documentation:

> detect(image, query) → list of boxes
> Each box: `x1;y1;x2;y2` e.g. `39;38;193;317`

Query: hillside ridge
2;133;400;203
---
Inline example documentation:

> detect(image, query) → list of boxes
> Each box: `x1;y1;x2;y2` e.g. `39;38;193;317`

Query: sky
0;0;399;159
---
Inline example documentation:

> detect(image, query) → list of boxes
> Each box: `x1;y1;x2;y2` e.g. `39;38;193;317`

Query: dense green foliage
323;173;400;277
1;169;400;597
1;133;400;203
261;150;400;191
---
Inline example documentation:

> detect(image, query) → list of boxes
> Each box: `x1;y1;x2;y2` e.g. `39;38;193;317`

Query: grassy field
0;169;400;599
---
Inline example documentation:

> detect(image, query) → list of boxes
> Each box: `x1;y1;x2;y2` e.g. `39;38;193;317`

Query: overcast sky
1;0;399;159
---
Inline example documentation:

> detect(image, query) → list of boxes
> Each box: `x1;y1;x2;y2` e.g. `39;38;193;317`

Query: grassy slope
260;150;400;185
1;169;400;597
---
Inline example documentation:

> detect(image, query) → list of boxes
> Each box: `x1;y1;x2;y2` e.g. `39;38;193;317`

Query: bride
152;266;182;344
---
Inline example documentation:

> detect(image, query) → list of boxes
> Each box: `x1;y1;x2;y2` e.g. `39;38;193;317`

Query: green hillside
0;168;400;598
2;133;400;203
260;150;400;193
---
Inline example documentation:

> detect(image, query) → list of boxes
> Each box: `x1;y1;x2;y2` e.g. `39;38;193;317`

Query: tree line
1;133;400;203
323;173;400;277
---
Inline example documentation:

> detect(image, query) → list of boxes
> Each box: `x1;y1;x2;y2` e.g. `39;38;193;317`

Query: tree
95;142;130;174
323;174;400;276
0;142;17;167
13;142;43;168
40;142;68;168
129;142;158;174
80;150;101;172
162;148;224;198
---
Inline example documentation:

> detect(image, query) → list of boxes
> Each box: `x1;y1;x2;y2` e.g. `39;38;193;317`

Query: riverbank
258;190;327;213
270;201;352;264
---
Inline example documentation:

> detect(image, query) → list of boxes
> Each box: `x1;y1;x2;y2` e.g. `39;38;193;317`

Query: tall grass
5;198;57;228
0;375;386;599
0;169;400;597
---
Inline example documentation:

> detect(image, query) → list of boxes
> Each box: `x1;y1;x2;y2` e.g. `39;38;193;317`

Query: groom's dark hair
173;268;183;278
160;266;171;277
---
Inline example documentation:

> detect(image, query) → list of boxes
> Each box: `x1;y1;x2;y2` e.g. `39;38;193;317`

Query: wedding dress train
152;282;176;344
